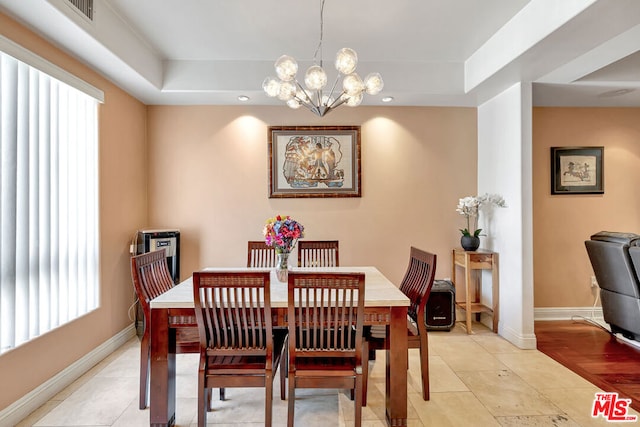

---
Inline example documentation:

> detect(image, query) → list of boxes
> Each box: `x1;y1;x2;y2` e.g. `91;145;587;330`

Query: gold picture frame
268;125;361;198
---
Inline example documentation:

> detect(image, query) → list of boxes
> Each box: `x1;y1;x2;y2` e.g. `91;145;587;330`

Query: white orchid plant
456;193;507;237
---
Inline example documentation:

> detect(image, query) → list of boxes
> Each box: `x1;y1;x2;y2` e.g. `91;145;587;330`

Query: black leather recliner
628;239;640;319
585;231;640;340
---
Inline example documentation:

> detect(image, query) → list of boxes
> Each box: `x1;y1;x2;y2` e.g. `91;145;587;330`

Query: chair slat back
297;240;339;267
288;272;364;359
247;241;277;268
399;247;437;323
193;271;272;356
131;249;174;312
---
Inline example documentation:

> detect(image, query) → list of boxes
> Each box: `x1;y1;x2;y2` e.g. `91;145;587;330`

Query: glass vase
275;251;290;282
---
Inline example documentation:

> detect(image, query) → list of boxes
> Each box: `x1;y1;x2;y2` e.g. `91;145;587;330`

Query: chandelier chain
312;0;325;67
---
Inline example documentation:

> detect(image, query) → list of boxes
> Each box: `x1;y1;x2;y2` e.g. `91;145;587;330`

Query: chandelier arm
298;100;321;116
314;90;324;107
327;91;347;109
294;81;314;105
290;87;323;116
324;73;342;105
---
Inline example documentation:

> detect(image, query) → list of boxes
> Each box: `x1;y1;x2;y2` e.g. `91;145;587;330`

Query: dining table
149;266;410;427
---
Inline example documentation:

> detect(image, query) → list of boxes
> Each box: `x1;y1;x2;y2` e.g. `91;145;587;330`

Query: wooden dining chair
365;247;436;401
287;272;366;427
131;250;223;409
130;250;180;409
297;240;339;267
193;271;287;427
247;240;277;268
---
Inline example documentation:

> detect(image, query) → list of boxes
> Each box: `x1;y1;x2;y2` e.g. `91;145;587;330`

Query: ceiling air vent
66;0;93;21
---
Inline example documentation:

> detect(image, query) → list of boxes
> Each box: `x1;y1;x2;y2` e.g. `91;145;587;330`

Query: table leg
492;253;499;332
464;255;473;334
386;306;408;426
150;308;176;427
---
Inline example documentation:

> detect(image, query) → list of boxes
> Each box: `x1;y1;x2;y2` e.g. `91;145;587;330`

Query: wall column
477;82;535;349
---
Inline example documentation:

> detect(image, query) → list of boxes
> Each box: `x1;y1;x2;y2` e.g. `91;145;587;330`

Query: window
0;38;102;353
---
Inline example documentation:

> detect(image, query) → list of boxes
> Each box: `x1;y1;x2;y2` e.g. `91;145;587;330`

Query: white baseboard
490;307;604;350
499;324;538;349
534;306;603;321
0;324;136;427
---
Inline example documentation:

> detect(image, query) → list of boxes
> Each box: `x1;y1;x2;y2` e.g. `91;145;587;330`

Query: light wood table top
152;266;410;309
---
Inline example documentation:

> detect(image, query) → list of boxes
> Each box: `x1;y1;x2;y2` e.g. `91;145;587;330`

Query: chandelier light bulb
262;77;281;98
296;89;311;104
277;81;297;101
335;48;358;75
287;98;302;109
364;72;384;95
304;65;328;90
344;92;363;107
274;55;298;82
342;73;364;96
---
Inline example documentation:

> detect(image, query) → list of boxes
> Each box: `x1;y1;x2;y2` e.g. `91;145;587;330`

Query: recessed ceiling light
238;95;250;102
381;96;394;103
597;88;635;98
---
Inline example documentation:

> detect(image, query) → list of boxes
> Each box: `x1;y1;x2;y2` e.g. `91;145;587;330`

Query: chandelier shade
364;73;384;95
304;65;328;90
262;0;383;117
335;48;358;75
277;81;297;101
343;73;364;96
274;55;298;82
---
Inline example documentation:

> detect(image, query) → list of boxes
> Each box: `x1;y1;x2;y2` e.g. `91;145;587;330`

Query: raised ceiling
1;0;640;107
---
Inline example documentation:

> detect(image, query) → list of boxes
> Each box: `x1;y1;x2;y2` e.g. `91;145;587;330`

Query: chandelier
262;0;383;117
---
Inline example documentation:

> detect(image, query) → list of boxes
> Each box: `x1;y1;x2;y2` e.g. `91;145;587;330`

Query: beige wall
0;13;147;410
147;99;640;316
533;107;640;307
146;106;478;287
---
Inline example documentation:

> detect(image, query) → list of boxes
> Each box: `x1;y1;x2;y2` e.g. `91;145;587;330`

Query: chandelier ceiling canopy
262;0;383;117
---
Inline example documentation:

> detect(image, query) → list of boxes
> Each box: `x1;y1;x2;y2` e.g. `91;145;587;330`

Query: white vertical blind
0;49;99;353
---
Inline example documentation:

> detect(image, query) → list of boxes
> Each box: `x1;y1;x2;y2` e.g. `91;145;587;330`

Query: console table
451;249;499;334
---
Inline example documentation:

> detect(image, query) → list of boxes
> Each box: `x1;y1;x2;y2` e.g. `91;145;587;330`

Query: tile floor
16;323;640;426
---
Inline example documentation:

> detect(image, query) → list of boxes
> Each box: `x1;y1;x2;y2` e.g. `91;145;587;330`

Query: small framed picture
268;125;361;198
551;146;604;195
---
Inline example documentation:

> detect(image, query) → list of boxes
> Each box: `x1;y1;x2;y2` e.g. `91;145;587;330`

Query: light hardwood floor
16;321;640;426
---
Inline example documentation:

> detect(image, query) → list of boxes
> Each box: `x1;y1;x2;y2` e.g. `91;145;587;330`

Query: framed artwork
268;125;361;198
551;146;604;194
